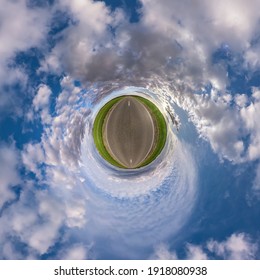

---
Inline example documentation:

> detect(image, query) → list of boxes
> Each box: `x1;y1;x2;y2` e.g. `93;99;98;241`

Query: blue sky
0;0;260;259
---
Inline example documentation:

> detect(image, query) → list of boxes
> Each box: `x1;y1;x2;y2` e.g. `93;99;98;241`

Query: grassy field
92;96;125;168
92;95;167;169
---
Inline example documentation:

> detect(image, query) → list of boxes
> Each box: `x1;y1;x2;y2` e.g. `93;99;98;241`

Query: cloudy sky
0;0;260;259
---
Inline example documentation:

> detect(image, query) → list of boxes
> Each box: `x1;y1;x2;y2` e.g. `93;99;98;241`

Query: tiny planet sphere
93;95;167;169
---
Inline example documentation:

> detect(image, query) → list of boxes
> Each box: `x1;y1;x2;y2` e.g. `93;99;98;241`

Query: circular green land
92;95;167;169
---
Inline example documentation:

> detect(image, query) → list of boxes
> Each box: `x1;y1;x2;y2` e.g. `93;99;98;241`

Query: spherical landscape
93;95;167;169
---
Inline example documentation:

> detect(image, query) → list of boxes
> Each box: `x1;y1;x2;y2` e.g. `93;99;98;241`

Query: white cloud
186;244;208;260
22;142;45;178
39;78;90;170
152;244;177;260
0;144;20;209
173;91;244;163
141;0;260;51
10;190;64;256
33;85;52;111
41;105;89;168
65;198;87;228
32;85;52;124
0;0;49;62
235;94;249;108
8;78;90;257
11;205;38;234
240;89;260;161
152;243;208;260
62;244;88;260
0;0;49;80
165;85;260;169
38;52;62;74
0;0;51;117
40;0;117;80
207;233;258;260
38;0;260;101
152;233;257;260
0;180;86;258
0;126;88;258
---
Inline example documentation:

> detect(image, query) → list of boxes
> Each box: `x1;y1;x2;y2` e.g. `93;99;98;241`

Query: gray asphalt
103;96;155;168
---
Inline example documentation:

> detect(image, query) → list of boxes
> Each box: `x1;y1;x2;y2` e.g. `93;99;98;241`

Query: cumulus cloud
0;0;51;116
25;193;64;255
152;244;177;260
0;0;49;62
187;92;244;162
186;244;208;260
0;78;90;256
207;233;258;260
235;94;249;108
162;85;260;171
0;143;20;209
33;85;52;111
42;0;260;91
22;142;45;179
141;0;260;56
41;0;118;80
32;84;52;124
152;233;258;260
0;177;88;258
41;78;90;170
0;189;64;257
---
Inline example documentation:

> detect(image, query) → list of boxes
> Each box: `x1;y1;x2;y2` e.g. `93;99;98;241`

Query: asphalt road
103;96;155;168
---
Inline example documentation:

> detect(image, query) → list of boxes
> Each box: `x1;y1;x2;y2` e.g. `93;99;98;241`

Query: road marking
130;159;132;164
128;101;131;107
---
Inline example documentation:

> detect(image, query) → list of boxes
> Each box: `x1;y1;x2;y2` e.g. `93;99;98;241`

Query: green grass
92;95;167;169
135;96;167;167
92;96;125;168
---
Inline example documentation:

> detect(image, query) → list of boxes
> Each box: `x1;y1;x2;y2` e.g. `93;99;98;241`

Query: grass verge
92;96;125;168
135;96;167;167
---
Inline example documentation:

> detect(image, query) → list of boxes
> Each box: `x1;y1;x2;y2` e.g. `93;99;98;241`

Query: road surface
103;96;155;168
